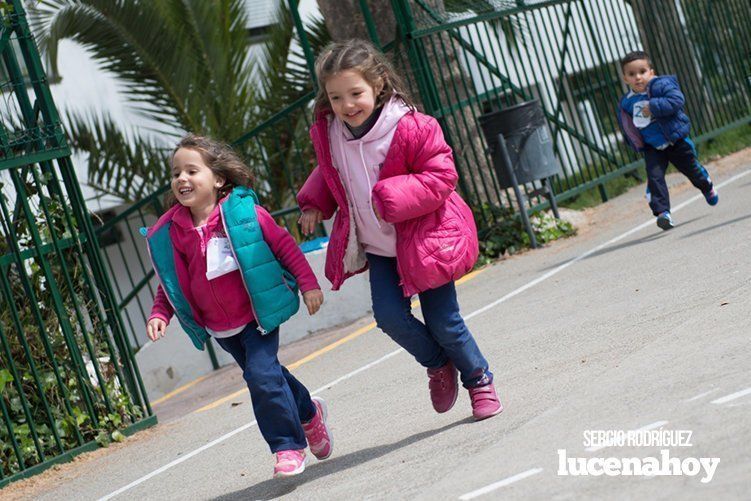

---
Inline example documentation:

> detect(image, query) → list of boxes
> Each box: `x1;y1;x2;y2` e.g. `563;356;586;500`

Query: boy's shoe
656;211;674;231
468;383;503;421
302;397;333;460
273;449;306;478
427;362;459;413
703;187;719;206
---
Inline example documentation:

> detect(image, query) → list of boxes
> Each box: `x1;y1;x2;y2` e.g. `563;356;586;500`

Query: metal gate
0;0;154;485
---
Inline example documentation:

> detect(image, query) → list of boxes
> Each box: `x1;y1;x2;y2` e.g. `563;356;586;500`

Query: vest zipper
219;203;267;335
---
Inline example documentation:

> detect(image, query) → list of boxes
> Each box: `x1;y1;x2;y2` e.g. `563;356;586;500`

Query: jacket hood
338;97;412;143
648;75;678;92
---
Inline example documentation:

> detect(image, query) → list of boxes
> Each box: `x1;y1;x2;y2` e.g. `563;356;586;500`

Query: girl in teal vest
145;135;332;478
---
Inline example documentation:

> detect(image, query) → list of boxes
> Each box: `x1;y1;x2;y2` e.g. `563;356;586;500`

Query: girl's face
325;69;383;127
171;148;224;212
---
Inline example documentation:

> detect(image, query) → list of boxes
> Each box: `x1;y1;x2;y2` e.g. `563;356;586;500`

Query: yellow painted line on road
152;374;210;406
193;267;487;413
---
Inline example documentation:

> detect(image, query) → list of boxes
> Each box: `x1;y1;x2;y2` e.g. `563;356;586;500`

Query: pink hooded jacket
148;201;319;331
297;103;479;297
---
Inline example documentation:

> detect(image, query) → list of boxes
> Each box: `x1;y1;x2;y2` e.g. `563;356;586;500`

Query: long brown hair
166;134;255;207
313;39;414;116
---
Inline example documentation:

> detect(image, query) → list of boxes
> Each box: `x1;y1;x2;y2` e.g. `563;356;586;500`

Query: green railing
389;0;751;224
0;0;154;486
97;0;751;362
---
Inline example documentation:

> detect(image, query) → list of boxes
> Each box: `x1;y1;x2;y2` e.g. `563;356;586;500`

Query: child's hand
298;209;323;236
642;103;651;117
303;289;324;315
147;318;167;342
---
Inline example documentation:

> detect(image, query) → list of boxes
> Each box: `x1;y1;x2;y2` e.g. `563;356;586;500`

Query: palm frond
64;111;171;202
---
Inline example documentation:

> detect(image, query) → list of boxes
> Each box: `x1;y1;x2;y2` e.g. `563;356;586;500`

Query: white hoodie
329;97;411;257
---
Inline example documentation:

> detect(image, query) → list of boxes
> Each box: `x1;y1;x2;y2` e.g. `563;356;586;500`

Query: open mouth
178;187;193;196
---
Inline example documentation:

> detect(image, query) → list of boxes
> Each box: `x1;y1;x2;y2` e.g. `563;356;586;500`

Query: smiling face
171;147;224;214
325;69;383;127
622;59;655;93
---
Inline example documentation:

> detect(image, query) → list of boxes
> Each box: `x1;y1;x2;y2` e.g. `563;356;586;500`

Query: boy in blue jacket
617;51;718;230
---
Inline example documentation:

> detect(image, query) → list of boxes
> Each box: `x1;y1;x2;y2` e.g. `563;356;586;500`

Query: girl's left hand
303;289;324;315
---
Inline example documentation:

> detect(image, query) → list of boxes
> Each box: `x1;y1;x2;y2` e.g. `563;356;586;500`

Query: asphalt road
8;152;750;501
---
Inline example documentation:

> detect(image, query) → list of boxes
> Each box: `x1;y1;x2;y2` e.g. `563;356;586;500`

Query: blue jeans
367;253;492;388
214;323;315;453
644;138;712;216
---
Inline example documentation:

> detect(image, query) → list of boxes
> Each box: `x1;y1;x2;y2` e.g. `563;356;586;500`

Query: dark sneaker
656;211;674;231
427;362;459;413
703;187;719;206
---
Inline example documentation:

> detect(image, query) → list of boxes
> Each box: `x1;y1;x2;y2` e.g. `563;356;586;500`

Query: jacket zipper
219;203;267;335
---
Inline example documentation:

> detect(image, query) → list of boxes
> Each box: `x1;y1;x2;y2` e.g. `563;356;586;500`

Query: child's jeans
367;253;492;388
644;138;712;216
214;322;315;453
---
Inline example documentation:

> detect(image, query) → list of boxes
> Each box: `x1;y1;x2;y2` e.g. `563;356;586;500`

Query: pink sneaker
302;397;333;460
427;362;458;413
273;449;306;478
468;383;503;420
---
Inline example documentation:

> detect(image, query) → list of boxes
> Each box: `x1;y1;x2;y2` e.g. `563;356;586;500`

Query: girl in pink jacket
297;40;502;421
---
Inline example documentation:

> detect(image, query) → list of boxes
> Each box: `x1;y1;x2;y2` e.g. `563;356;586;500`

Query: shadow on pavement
679;212;751;240
211;416;474;500
537;216;705;272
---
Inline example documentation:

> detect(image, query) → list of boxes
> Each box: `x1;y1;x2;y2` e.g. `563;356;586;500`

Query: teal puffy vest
145;187;300;350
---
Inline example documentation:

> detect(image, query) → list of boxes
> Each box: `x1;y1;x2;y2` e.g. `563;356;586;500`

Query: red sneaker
468;383;503;420
427;362;459;413
302;397;333;460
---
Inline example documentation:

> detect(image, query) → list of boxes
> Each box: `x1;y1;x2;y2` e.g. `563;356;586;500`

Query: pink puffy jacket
297;108;479;297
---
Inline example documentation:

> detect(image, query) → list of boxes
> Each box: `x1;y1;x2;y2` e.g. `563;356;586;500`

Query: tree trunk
628;0;714;127
316;0;396;46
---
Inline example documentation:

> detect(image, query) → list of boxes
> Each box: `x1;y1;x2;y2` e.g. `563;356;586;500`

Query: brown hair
620;50;652;70
313;39;414;116
166;134;254;207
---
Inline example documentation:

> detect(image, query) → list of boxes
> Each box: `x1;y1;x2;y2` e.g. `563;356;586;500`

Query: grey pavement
5;151;751;500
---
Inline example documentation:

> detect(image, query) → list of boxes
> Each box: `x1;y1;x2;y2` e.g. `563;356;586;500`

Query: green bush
475;203;576;266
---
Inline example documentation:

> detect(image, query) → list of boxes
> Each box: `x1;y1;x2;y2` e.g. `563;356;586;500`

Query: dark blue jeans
367;253;492;388
644;138;712;216
214;323;315;453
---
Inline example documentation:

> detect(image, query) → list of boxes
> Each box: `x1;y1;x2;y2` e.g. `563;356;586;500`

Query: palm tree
28;0;329;205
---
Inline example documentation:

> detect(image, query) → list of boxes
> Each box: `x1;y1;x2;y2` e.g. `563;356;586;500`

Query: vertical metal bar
497;133;537;248
358;0;383;49
287;0;317;89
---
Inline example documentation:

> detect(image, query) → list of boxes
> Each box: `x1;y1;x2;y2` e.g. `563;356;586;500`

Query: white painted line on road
711;387;751;405
684;388;720;402
458;468;543;500
97;349;404;501
101;168;751;499
585;420;669;452
98;420;257;501
466;168;751;322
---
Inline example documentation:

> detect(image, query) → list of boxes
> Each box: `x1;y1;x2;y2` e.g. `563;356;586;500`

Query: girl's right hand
147;318;167;342
298;209;323;236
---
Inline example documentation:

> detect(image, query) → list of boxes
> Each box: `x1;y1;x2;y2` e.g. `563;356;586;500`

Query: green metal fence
98;0;750;360
388;0;751;225
0;0;154;485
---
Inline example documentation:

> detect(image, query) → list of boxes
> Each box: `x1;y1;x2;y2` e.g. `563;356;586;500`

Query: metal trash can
478;99;562;248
